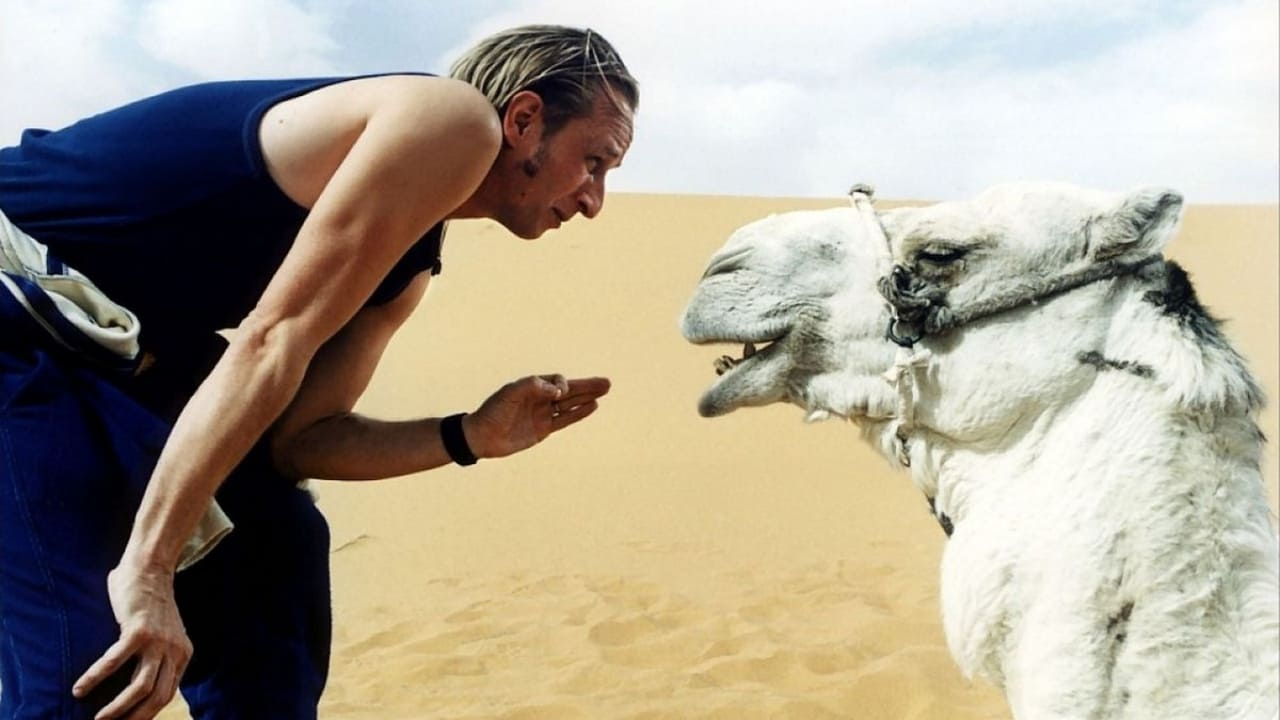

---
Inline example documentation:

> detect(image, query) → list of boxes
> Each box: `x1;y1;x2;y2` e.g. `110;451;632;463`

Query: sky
2;0;1277;202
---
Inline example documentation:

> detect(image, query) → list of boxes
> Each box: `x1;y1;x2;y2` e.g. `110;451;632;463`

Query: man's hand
464;374;610;459
73;561;191;720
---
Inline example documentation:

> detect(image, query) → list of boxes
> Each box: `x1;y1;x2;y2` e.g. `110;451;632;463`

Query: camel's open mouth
690;335;791;417
714;341;767;375
710;338;786;376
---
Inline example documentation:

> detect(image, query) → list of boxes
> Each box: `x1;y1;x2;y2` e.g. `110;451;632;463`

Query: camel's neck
896;271;1279;717
925;369;1263;522
926;382;1278;717
909;263;1268;531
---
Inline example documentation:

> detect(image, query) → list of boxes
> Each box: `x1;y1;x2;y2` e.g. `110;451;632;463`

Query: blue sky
2;0;1276;202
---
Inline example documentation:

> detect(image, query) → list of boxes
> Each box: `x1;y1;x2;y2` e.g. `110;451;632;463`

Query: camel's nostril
703;245;754;279
892;265;913;291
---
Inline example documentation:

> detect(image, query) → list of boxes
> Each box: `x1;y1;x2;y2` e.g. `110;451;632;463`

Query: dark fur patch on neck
1077;351;1154;379
1141;261;1222;342
1137;259;1265;414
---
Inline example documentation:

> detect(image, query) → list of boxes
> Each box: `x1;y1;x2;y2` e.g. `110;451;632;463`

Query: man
0;24;637;719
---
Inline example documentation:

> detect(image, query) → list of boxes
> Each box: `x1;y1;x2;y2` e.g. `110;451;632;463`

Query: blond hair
449;25;639;136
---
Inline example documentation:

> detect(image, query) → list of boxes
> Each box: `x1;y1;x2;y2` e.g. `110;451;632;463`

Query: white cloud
2;0;1275;202
449;0;1278;201
137;0;340;78
0;0;344;140
0;1;145;136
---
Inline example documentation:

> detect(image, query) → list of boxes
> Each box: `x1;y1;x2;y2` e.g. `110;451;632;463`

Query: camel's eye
916;246;968;264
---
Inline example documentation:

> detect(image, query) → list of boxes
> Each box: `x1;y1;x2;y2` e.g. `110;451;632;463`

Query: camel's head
680;204;899;420
876;183;1188;441
682;182;1187;436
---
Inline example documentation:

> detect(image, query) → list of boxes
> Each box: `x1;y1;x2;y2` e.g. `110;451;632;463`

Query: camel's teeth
744;342;757;358
714;355;738;376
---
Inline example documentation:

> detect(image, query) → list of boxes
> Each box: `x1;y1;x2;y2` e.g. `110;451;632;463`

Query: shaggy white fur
682;182;1279;720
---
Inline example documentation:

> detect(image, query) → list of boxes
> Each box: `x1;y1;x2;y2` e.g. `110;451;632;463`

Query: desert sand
160;193;1278;719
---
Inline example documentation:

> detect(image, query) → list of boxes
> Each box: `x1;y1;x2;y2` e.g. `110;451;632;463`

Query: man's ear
502;90;544;147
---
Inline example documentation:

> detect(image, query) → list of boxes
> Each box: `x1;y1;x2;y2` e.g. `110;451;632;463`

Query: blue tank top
0;76;444;361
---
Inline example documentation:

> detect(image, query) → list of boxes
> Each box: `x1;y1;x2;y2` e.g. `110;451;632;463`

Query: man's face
497;92;634;239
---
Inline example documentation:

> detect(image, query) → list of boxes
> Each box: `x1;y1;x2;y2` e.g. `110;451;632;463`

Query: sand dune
159;193;1278;718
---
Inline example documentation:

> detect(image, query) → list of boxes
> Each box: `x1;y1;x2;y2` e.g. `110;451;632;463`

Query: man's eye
586;157;602;173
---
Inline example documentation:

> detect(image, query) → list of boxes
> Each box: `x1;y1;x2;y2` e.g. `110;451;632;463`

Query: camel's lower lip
693;336;790;417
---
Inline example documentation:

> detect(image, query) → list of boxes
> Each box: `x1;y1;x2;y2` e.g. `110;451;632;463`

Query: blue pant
0;342;330;719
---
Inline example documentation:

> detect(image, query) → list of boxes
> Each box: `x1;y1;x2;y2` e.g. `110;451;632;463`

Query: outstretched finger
558;378;611;409
93;652;159;720
122;656;179;720
550;399;600;431
565;376;611;398
74;639;135;699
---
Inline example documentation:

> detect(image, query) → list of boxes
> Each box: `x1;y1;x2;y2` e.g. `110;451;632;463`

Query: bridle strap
847;185;1164;472
901;254;1164;342
848;186;926;467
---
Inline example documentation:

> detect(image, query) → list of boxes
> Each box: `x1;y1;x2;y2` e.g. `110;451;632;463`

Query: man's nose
576;178;604;219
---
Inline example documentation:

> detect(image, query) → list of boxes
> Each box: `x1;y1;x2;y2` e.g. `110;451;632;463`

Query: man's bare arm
269;272;613;481
267;272;459;480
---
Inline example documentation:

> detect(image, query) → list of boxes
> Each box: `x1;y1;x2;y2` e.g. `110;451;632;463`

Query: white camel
681;182;1280;720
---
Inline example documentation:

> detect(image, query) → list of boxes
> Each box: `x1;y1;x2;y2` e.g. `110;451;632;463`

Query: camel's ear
1096;187;1183;259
